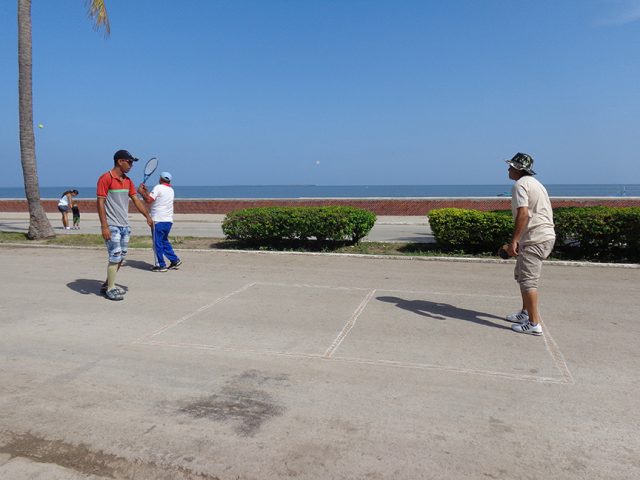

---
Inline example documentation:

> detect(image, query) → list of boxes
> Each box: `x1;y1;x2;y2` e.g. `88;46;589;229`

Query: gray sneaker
506;310;529;324
101;283;126;295
511;321;542;335
104;288;124;301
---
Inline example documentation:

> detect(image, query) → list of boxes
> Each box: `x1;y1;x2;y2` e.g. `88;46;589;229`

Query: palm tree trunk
18;0;55;239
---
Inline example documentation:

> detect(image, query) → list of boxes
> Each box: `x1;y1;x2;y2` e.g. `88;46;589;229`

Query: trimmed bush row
553;207;640;262
428;208;513;253
428;207;640;262
222;206;376;244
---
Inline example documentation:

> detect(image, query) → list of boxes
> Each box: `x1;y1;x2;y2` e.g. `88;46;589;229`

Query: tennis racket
141;157;158;185
140;157;159;267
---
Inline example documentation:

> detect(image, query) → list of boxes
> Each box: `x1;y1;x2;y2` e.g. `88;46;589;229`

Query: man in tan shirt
504;153;556;335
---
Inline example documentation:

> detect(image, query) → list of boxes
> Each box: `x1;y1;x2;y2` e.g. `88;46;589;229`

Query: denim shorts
105;225;131;263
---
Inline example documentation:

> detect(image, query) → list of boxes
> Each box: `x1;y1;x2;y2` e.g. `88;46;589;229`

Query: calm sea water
1;184;638;199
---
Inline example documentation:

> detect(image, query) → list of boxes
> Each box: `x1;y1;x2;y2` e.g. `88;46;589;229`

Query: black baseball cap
113;149;138;162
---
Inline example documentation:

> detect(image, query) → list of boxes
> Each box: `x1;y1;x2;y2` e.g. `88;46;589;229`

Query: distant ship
609;186;629;197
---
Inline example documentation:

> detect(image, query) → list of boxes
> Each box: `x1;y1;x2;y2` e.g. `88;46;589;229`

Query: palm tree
17;0;110;239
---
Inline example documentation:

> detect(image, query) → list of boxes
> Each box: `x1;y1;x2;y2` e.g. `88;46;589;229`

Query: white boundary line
261;281;516;299
539;319;575;384
259;281;370;292
324;289;376;358
132;281;573;385
131;282;256;344
136;340;567;385
331;355;567;384
258;283;512;299
378;287;515;299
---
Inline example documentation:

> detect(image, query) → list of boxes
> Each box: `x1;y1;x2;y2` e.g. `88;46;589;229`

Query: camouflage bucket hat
505;152;536;175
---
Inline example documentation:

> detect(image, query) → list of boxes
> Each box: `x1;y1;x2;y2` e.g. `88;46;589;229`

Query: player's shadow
122;259;154;271
376;296;510;330
66;278;127;296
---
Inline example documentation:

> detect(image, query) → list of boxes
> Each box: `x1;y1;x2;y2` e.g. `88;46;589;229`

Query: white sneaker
511;321;542;336
506;310;529;324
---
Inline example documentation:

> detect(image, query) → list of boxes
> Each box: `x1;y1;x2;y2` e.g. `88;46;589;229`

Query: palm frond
86;0;111;37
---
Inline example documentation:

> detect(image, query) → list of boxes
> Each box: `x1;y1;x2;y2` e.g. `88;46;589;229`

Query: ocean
0;184;638;199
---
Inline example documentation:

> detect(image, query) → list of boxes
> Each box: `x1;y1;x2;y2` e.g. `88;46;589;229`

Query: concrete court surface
0;212;435;243
0;245;638;480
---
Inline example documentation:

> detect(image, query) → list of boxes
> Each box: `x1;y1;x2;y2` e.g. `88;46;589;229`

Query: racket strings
144;158;158;176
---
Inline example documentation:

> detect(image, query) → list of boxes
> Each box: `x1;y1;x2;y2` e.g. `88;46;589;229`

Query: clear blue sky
1;0;639;187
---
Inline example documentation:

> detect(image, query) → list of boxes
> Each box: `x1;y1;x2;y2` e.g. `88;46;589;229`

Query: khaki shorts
514;239;555;291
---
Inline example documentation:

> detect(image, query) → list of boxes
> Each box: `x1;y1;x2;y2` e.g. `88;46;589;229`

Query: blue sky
1;0;639;187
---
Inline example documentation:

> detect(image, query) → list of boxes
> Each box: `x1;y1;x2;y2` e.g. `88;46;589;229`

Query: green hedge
222;206;376;244
428;208;513;253
554;207;640;262
428;207;640;262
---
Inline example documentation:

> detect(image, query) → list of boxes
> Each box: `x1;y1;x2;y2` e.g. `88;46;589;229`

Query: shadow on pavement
376;296;510;330
67;279;103;296
123;259;154;271
0;221;28;232
66;279;129;296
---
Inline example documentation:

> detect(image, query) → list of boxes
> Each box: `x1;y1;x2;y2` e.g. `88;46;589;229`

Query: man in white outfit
504;153;556;336
138;172;182;272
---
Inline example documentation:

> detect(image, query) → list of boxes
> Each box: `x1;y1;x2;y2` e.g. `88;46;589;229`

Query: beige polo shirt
511;175;556;245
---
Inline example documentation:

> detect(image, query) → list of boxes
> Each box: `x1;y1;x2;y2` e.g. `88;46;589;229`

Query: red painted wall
2;198;639;215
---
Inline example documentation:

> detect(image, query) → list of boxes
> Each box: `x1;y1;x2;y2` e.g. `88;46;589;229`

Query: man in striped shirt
97;150;153;301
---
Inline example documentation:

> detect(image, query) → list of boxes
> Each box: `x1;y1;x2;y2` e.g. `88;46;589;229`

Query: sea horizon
0;184;638;199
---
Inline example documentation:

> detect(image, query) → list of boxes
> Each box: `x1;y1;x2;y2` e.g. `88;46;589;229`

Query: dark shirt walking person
71;201;81;229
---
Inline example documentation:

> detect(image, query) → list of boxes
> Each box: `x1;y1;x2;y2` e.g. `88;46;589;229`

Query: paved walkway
0;245;638;479
0;212;434;243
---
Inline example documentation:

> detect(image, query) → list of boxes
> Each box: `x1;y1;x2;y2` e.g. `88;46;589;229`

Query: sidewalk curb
2;242;638;269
